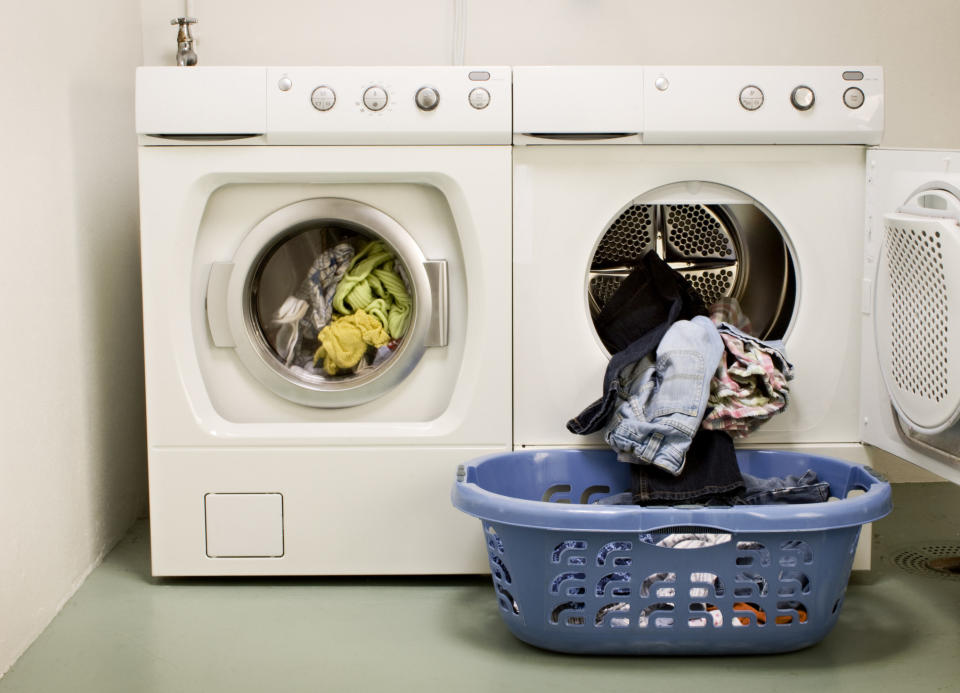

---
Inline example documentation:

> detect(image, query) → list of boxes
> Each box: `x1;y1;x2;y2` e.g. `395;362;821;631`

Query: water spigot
171;17;198;66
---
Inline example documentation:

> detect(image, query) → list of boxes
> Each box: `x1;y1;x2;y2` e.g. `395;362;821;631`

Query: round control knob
739;85;764;111
468;87;490;110
310;86;336;111
415;86;440;111
843;86;865;110
791;85;815;111
363;86;388;111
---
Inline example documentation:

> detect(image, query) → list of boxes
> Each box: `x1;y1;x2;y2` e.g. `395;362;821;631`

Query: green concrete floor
2;483;959;692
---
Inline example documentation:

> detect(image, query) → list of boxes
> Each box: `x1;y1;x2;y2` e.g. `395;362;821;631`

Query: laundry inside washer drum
253;227;412;380
588;203;794;345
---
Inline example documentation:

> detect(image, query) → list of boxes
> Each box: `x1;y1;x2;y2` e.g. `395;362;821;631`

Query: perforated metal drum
588;194;793;347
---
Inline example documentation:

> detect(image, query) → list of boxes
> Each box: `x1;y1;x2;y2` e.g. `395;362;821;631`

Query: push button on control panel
468;87;490;109
843;87;865;109
363;86;388;111
310;86;336;111
739;85;764;111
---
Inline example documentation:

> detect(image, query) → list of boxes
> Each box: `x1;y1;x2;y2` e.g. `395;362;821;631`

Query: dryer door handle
206;262;236;347
423;260;448;348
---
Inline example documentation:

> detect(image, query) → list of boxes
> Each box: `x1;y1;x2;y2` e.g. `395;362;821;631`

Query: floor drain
927;557;960;575
891;544;960;579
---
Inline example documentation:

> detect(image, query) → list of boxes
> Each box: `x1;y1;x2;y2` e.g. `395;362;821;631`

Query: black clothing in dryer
567;251;707;435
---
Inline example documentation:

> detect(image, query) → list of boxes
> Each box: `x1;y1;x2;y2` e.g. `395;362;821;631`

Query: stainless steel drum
588;200;793;345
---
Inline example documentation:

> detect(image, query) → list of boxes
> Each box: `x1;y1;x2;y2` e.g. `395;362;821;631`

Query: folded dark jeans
568;251;707;435
737;470;830;505
629;429;744;504
594;456;830;507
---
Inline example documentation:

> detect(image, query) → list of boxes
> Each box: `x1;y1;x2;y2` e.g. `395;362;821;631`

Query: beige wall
0;0;146;678
142;0;960;149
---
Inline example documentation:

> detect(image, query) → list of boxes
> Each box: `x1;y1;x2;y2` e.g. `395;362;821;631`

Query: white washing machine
512;66;960;494
136;66;512;575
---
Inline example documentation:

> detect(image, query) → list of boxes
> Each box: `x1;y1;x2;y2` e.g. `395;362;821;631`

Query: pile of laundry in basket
569;250;828;506
271;237;411;377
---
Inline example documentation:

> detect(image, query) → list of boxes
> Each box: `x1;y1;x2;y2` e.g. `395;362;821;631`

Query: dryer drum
588;202;793;344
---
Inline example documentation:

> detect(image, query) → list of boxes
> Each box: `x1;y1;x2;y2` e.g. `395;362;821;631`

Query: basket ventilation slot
484;525;520;616
545;538;820;630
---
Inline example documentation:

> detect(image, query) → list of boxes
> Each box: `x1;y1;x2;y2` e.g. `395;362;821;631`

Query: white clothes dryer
512;66;960;496
136;66;512;575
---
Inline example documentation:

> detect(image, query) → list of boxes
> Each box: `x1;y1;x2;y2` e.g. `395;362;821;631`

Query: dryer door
205;197;448;408
862;149;960;484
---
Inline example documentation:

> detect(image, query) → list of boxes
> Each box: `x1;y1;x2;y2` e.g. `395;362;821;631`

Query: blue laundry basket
451;449;892;655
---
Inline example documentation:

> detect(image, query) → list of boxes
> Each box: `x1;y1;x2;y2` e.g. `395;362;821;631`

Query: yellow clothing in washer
313;309;391;375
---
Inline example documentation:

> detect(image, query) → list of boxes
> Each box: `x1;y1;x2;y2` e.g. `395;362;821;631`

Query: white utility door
861;148;960;485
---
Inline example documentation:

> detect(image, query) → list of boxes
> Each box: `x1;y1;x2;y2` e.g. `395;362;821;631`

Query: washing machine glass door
206;198;448;408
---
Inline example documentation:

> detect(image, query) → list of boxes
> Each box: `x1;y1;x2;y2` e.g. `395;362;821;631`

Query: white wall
142;0;960;149
0;0;146;678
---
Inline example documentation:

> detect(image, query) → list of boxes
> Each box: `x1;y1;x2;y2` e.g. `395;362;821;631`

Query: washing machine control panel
266;66;510;144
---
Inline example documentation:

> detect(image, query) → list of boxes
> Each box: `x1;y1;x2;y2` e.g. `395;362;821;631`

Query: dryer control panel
266;66;511;145
643;66;883;145
511;65;883;146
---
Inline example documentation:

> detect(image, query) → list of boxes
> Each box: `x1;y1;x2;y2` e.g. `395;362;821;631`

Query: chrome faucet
171;17;198;66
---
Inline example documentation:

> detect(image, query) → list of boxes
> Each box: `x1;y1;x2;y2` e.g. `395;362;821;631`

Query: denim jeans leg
602;316;725;474
567;319;676;435
570;251;709;435
630;429;744;504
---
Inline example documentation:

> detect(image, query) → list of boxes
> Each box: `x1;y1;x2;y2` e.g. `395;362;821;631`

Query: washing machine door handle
423;259;448;348
205;262;236;347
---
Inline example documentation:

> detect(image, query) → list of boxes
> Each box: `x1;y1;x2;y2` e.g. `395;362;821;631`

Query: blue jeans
568;252;707;435
630;429;744;503
603;316;724;475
